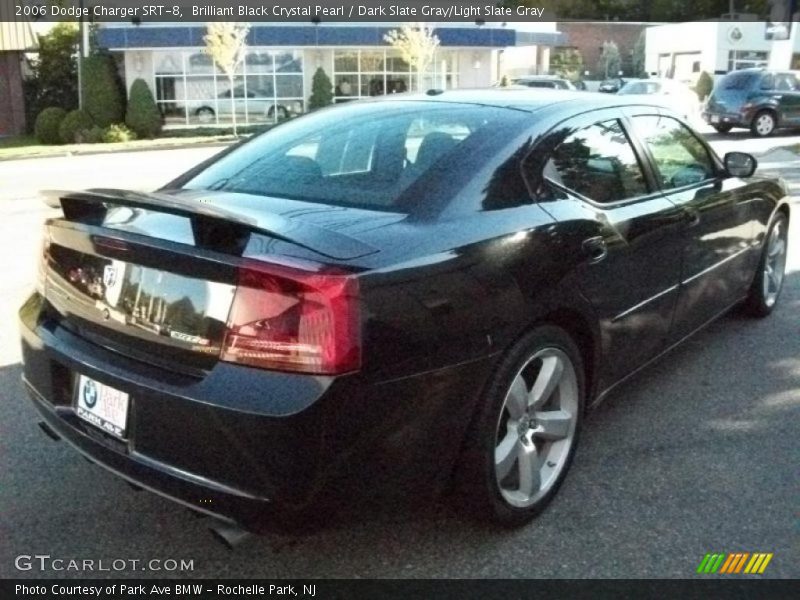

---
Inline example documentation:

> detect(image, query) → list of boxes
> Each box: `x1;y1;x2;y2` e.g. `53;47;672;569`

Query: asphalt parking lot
0;131;798;579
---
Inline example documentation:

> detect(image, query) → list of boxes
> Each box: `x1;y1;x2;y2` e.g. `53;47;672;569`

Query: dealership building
645;19;800;84
96;22;562;127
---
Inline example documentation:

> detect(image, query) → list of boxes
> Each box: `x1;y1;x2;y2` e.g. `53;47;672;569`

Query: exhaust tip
209;522;254;550
38;421;61;442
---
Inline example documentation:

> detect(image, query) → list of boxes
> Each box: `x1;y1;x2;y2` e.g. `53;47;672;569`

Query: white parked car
616;78;698;119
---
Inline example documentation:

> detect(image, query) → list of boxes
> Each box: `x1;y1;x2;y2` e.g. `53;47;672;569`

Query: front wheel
195;107;215;124
267;105;289;121
713;124;733;134
743;212;789;317
751;111;776;137
455;325;585;526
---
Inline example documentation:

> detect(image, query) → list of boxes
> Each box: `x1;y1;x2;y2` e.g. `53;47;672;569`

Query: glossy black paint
19;90;790;530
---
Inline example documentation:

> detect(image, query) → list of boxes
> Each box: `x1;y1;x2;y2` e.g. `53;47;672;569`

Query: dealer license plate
75;375;129;439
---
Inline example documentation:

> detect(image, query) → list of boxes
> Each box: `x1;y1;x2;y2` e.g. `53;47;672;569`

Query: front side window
632;115;715;189
544;120;648;204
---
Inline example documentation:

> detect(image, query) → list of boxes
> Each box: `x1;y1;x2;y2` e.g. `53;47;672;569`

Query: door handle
684;208;701;228
582;236;608;264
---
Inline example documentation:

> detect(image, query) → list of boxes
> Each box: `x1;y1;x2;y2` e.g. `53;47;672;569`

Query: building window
727;50;769;71
332;49;457;103
153;49;304;126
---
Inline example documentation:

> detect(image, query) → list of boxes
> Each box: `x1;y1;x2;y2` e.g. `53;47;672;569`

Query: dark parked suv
704;68;800;136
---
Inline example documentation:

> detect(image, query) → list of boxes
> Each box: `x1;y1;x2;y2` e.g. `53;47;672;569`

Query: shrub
308;67;333;110
125;79;162;138
34;107;68;144
102;124;136;143
81;126;105;144
59;109;94;144
81;54;125;127
695;71;714;101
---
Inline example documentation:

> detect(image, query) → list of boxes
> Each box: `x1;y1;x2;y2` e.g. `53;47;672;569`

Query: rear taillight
221;260;361;375
36;229;51;295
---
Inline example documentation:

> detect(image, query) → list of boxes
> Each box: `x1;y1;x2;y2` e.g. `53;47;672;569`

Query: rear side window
632;115;715;189
544;120;648;204
184;102;520;210
774;72;800;91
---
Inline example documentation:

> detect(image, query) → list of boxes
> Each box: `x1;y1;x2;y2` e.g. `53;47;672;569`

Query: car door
526;109;687;390
775;72;800;123
626;111;759;343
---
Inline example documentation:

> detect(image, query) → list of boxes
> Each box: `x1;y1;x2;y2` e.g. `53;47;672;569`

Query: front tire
743;212;789;317
195;107;215;124
455;325;585;526
751;110;776;137
713;124;733;134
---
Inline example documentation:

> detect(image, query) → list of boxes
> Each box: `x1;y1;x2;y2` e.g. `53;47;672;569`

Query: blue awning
97;25;563;49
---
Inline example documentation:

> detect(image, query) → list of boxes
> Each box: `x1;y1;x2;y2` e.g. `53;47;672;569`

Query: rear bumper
703;109;753;128
18;293;495;530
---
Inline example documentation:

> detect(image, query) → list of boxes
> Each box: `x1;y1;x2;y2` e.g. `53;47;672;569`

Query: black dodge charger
20;90;791;534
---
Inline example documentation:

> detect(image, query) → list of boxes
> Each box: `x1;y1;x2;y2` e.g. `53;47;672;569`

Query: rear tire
750;110;776;137
195;107;215;124
743;212;789;317
455;325;585;526
713;124;733;134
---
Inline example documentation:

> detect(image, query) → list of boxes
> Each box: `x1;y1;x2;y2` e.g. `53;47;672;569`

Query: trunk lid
42;188;393;373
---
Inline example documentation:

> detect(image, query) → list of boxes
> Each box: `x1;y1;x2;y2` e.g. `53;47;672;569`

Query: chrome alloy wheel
763;219;788;307
494;348;579;508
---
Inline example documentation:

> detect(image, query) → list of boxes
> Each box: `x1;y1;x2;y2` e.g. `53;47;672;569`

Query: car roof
513;75;566;81
363;88;678;115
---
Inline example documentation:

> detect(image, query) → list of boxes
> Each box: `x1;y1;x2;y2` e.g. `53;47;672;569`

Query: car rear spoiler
41;188;379;260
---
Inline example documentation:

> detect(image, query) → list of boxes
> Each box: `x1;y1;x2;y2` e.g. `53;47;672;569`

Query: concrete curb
0;140;235;162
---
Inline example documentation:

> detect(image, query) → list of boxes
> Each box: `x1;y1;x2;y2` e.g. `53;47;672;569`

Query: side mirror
724;152;757;178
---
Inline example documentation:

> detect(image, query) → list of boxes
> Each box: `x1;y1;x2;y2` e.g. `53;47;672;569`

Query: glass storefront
153;49;305;126
150;47;460;126
727;50;770;71
332;49;458;103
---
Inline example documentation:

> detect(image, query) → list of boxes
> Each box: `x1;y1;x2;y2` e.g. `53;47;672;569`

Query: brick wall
0;52;27;136
558;23;650;78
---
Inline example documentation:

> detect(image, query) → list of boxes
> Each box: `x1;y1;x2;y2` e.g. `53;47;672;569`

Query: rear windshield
721;72;757;90
618;81;661;94
183;101;524;211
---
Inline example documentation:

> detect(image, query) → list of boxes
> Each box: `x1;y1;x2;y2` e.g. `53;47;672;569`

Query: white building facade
97;22;561;127
645;20;800;85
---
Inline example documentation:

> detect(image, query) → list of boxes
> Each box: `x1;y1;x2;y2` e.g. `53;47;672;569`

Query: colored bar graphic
700;552;773;575
734;553;750;573
758;553;773;574
719;553;736;573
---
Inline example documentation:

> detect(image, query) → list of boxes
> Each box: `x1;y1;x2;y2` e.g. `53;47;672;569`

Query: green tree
503;0;772;20
384;23;440;91
631;31;647;78
25;23;79;128
551;48;584;82
125;79;162;138
695;71;714;101
597;41;621;79
308;67;334;110
81;53;125;127
203;22;250;136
